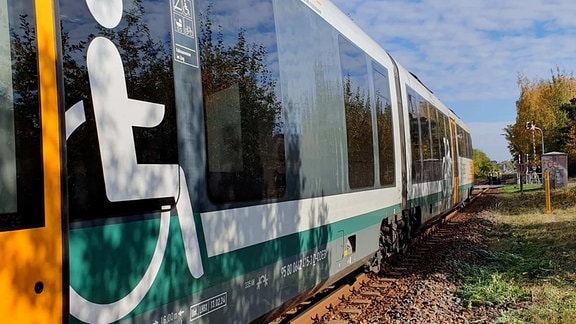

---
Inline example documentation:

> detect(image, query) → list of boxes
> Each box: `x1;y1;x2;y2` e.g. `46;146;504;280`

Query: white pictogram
256;274;269;290
67;0;204;322
85;0;122;29
88;36;180;202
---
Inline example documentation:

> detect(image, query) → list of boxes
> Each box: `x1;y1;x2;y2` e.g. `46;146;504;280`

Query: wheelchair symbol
67;0;204;322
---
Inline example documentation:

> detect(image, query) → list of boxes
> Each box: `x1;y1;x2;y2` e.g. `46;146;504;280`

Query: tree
503;124;522;160
473;149;496;177
510;69;576;168
558;98;576;172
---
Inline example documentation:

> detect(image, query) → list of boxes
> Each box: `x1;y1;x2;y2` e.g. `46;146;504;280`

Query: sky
330;0;576;162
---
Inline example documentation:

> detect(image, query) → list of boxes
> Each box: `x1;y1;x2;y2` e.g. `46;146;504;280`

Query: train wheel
397;214;410;254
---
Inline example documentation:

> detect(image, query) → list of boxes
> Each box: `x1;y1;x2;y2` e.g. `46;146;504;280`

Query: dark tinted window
407;87;450;183
60;0;178;221
437;111;447;157
457;127;472;158
468;132;473;158
419;100;432;161
0;0;43;231
425;105;443;181
372;63;395;186
197;0;285;203
407;88;422;183
429;105;439;159
339;36;374;189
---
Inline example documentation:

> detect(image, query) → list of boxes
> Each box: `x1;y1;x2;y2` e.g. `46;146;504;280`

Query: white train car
1;0;473;322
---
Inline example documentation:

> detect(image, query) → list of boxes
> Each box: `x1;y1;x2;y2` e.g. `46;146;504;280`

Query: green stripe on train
69;204;399;305
408;183;473;208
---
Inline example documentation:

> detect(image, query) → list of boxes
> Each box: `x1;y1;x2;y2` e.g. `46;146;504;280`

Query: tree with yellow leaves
508;68;576;174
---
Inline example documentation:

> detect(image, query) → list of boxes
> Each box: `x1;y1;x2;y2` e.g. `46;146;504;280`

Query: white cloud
331;0;576;109
468;121;513;162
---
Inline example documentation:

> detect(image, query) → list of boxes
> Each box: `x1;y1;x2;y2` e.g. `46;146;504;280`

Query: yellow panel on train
0;0;64;321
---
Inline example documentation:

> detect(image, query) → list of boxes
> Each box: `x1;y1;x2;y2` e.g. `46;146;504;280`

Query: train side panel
455;121;475;202
61;0;406;322
56;0;473;323
395;65;463;225
0;0;65;321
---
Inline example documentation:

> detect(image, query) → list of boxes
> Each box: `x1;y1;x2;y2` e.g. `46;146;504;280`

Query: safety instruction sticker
170;0;199;67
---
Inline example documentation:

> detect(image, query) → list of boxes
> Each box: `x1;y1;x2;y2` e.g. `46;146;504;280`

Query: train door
0;0;65;322
449;119;459;204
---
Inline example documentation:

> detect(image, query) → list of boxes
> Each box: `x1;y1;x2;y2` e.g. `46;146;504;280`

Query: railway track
274;188;494;323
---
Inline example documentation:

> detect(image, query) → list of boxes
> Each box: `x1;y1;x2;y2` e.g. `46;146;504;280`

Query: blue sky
330;0;576;162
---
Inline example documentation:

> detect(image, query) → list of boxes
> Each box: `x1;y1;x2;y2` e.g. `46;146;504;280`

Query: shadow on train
61;1;332;321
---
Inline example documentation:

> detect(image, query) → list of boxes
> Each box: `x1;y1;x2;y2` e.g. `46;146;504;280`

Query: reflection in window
61;0;178;221
468;132;473;158
407;89;422;183
0;1;16;214
0;0;43;230
198;0;285;203
437;111;447;157
420;100;432;161
457;127;472;158
408;87;445;183
424;105;443;181
429;105;438;159
339;36;374;189
372;64;395;186
457;126;464;157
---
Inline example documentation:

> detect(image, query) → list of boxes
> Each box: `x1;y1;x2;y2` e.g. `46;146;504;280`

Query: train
1;0;473;322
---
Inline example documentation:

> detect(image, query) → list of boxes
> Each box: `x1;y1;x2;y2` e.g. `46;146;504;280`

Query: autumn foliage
506;69;576;174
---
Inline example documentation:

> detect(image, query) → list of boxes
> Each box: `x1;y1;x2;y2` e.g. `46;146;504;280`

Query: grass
457;185;576;323
500;184;543;194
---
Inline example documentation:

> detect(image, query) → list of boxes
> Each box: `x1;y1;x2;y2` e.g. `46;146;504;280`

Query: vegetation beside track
457;186;576;323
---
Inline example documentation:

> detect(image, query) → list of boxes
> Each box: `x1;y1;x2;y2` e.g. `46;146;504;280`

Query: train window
0;0;43;231
407;89;422;183
443;114;450;155
0;2;16;215
372;63;395;186
464;131;473;158
61;0;179;221
429;106;439;159
437;110;447;157
437;109;447;177
460;128;465;157
469;133;473;157
468;133;473;158
456;126;472;158
420;101;436;182
419;100;432;161
460;129;464;157
464;133;469;157
339;36;374;189
427;106;443;181
198;0;285;203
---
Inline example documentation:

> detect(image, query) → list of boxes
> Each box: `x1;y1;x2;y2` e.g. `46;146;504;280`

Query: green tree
473;149;496;177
